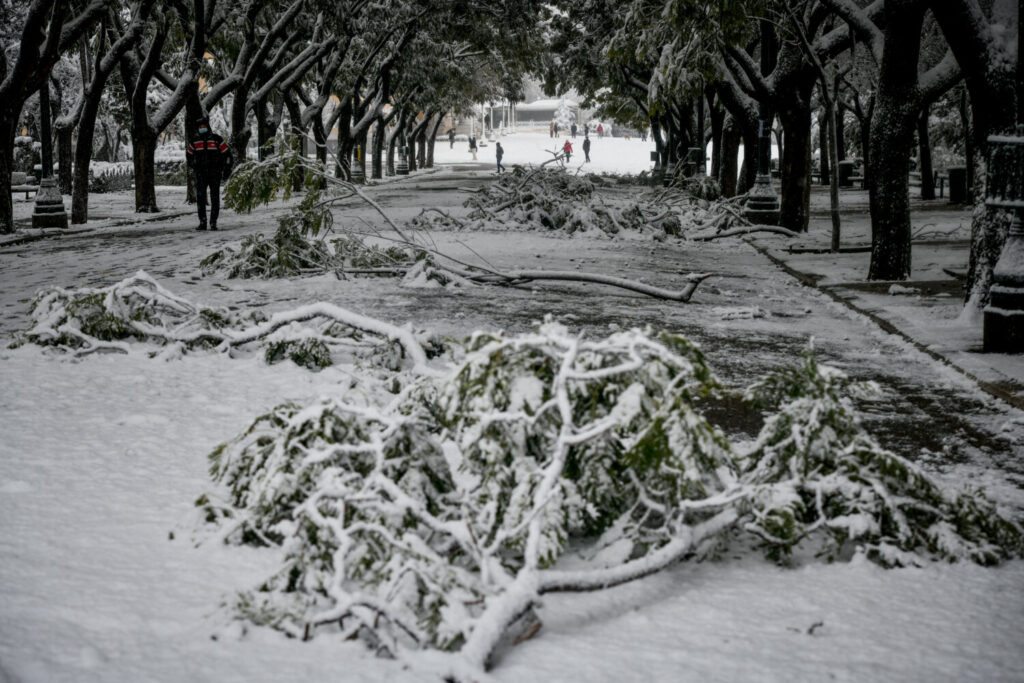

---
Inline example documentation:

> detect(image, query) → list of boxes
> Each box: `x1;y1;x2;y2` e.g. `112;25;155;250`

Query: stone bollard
32;177;68;230
982;127;1024;353
396;143;409;176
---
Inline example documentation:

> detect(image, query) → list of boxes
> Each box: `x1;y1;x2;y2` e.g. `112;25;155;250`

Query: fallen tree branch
446;267;713;302
692;225;800;241
220;301;440;376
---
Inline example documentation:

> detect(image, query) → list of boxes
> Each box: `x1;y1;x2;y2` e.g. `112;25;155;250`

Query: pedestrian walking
554;122;560;138
469;135;478;160
597;123;604;139
562;139;573;163
549;121;554;138
495;141;504;173
449;128;455;149
187;115;233;231
582;135;591;163
571;123;577;138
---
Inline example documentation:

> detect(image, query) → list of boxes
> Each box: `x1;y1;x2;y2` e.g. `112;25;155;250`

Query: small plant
741;352;1023;567
88;166;135;193
201;223;343;279
264;338;333;370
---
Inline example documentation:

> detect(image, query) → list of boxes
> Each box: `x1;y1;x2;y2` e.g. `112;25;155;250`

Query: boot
196;222;207;231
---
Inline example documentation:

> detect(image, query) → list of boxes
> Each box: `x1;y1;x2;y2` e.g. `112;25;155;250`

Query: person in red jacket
186;115;233;231
562;139;573;163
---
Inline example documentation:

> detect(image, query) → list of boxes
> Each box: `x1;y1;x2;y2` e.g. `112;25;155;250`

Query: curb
0;210;196;249
746;237;1024;412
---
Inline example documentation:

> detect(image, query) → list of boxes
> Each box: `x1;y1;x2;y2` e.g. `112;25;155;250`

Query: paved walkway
1;171;1021;508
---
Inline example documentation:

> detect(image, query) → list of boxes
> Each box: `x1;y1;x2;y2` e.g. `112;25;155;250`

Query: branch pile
408;166;756;239
200;224;413;279
196;319;1022;676
13;271;440;372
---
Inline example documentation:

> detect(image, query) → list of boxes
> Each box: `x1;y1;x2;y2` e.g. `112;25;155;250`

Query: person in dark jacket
582;135;591;163
186;115;233;231
571;123;577;138
495;142;505;173
449;128;455;149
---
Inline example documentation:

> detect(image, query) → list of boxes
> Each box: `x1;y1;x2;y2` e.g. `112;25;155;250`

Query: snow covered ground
433;131;658;175
1;165;1023;682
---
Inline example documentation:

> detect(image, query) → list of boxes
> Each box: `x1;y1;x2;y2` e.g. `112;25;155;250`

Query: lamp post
32;80;68;230
982;127;1024;352
743;19;781;225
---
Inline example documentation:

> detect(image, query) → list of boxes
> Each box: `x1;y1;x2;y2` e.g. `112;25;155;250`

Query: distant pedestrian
582;136;591;163
562;139;573;163
449;128;455;149
469;135;478;160
187;115;232;231
597;123;604;139
495;141;504;173
571;123;577;138
554;122;560;138
549;121;554;138
641;129;647;142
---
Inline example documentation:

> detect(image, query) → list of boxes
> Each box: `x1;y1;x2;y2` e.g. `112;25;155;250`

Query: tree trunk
720;115;740;197
917;106;935;200
0;112;17;233
959;86;974;201
386;130;396;176
738;122;758;194
131;127;159;213
56;124;73;194
867;0;928;281
708;94;724;179
777;97;813;233
416;122;427;168
39;81;53;179
427;115;442;168
284;95;305;192
835;99;847;161
818;109;830;186
371;116;385;179
71;82;107;224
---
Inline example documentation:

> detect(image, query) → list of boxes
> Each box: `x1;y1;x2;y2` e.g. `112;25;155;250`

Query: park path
1;169;1021;507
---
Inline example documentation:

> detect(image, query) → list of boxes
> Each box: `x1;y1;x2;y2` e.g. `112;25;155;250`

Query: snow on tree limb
194;319;1022;676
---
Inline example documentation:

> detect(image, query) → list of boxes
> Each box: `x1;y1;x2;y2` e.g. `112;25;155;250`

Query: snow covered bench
11;172;37;199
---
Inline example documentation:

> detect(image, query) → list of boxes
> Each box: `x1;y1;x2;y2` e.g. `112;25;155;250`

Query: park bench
11;172;37;199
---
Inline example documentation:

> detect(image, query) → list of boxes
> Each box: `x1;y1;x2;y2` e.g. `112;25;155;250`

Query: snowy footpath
1;153;1023;682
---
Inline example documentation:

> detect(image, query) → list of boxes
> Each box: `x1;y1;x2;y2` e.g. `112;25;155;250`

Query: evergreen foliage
742;352;1023;567
197;323;1022;665
12;272;430;374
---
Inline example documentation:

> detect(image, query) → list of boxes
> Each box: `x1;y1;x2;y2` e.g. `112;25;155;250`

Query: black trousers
196;174;221;226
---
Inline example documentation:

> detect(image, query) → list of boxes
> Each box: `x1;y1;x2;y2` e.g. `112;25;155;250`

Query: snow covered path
1;171;1023;682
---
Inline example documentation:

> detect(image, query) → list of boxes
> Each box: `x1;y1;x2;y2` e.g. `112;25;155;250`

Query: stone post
743;20;780;225
982;127;1024;352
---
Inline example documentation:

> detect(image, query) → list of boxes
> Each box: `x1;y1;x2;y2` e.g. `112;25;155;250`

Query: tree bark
130;127;159;213
39;80;53;178
917;106;935;200
867;0;929;281
371;116;385;179
0;112;18;233
427;115;442;168
818;109;830;185
56;125;73;193
929;0;1018;307
720;115;740;197
71;84;106;223
778;93;813;233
